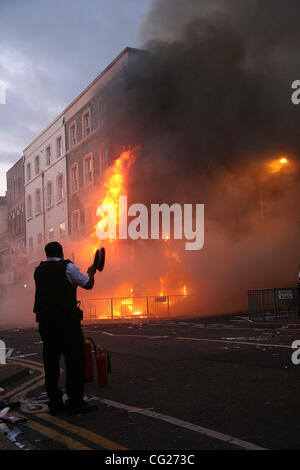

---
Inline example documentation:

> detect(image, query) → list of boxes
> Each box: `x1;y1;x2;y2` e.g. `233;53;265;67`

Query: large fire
94;148;136;244
75;147;194;320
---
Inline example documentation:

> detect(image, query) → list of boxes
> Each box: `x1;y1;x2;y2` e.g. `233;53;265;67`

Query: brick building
6;157;26;253
0;157;27;297
64;47;145;238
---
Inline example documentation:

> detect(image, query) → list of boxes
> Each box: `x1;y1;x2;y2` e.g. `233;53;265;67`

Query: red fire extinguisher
84;338;95;382
84;338;111;387
96;347;111;387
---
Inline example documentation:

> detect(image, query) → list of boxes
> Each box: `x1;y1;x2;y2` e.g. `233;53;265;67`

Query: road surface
1;314;300;451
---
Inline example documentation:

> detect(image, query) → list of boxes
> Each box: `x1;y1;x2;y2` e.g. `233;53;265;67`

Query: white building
24;114;68;263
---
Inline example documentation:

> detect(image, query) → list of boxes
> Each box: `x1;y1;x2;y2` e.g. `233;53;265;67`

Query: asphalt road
1;314;300;451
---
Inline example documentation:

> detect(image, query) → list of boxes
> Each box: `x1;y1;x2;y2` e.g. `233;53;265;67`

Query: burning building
64;47;147;241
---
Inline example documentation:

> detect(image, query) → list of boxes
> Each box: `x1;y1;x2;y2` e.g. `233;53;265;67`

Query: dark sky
0;0;153;195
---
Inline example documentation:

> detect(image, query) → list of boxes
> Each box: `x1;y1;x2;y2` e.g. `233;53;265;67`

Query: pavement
0;363;29;387
0;363;29;450
1;313;300;450
249;317;300;329
0;432;22;451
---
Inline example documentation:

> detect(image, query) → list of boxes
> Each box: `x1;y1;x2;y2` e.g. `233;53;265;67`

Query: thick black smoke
106;0;300;313
109;1;300;234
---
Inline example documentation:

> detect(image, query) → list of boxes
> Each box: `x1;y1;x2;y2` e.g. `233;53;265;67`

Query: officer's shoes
67;402;98;416
48;402;65;416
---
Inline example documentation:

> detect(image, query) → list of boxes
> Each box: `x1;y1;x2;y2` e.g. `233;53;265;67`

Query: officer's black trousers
38;317;85;410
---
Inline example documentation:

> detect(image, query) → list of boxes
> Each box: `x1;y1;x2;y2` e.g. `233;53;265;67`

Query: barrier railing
80;294;199;321
248;287;299;319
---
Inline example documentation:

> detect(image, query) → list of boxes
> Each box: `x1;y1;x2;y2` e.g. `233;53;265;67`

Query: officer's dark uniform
34;259;85;413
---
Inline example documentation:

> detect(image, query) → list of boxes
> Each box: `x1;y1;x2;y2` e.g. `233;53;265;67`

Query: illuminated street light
260;156;290;226
268;156;289;174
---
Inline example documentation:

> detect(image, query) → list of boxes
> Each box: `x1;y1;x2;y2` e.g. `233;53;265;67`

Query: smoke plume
107;0;300;313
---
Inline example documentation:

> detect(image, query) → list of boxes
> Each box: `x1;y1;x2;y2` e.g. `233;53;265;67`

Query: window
84;154;93;186
56;136;62;158
83;110;91;137
35;189;41;215
26;194;32;219
102;148;109;170
35;155;40;175
46;181;53;208
56;174;63;202
59;222;66;238
70;164;78;194
46;146;51;166
70;124;76;147
48;227;54;240
26;163;31;182
72;210;80;232
37;233;43;245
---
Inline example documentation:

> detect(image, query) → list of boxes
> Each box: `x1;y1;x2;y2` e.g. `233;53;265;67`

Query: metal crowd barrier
80;294;199;321
248;287;300;319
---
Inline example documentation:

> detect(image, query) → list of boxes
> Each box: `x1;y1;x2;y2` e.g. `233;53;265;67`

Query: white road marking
20;397;48;414
99;398;266;450
5;348;14;359
99;332;168;339
176;337;291;349
10;353;38;359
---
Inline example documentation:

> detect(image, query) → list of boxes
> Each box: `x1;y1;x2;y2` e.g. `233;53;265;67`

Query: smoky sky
102;0;300;232
2;0;300;219
0;0;152;195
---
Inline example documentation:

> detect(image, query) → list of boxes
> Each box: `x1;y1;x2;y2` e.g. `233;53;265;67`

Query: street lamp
259;156;289;226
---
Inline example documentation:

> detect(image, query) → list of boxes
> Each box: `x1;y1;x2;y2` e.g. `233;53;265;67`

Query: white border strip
176;337;291;349
99;332;169;339
100;398;267;450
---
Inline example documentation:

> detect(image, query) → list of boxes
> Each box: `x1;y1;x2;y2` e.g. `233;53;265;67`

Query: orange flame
93;148;136;244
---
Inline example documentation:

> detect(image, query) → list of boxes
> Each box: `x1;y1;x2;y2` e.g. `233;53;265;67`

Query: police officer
34;241;98;416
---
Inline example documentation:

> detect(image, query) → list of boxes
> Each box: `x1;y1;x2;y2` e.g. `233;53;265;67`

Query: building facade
1;157;27;291
0;196;7;234
64;47;145;239
6;157;26;253
5;47;145;263
23;114;67;263
0;196;9;290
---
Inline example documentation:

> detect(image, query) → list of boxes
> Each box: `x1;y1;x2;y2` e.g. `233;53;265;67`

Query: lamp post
259;157;289;226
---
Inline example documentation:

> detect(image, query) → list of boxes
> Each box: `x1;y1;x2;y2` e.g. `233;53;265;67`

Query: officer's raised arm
84;265;96;290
